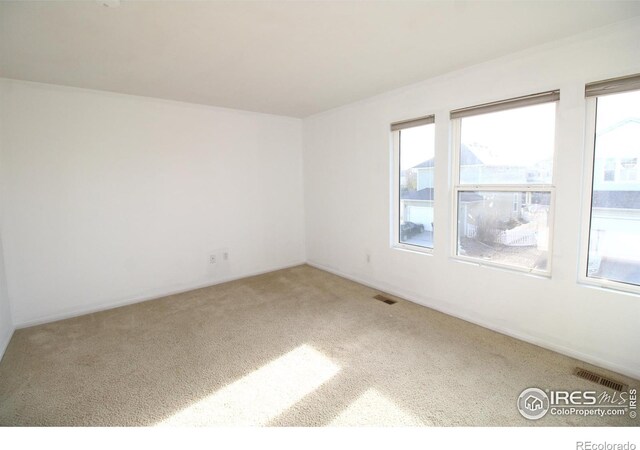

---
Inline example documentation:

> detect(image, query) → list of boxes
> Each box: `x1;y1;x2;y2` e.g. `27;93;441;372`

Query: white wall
0;79;305;327
0;236;12;362
303;19;640;378
0;149;13;360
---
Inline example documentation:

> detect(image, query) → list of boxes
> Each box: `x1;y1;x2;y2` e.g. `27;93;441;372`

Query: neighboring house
589;119;640;267
593;119;640;190
401;146;484;232
400;145;550;237
400;186;435;231
459;144;528;185
399;152;438;232
458;143;551;185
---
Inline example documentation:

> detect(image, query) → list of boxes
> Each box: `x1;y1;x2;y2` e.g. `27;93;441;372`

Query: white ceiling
1;1;640;117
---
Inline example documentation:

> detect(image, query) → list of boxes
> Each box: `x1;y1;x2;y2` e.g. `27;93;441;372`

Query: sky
399;123;435;170
399;102;556;170
596;89;640;132
399;93;638;171
460;102;556;166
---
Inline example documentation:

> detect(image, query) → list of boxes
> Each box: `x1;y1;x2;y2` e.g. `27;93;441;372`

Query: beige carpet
0;265;637;426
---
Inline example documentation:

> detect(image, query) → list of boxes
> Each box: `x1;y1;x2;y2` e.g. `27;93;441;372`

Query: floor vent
373;294;397;305
574;368;626;392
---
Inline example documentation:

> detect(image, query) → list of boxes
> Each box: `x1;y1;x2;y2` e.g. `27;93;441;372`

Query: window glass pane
457;191;551;271
399;124;435;248
459;102;556;184
587;90;640;286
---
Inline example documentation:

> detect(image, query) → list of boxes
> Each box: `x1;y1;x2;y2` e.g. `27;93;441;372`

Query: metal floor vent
574;368;626;392
373;294;397;305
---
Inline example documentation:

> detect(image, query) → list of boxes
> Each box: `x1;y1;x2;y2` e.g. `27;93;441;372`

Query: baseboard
12;258;638;380
306;260;640;381
16;261;306;329
0;325;14;363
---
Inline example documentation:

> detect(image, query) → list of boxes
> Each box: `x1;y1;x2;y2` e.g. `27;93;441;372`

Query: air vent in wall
574;367;626;392
373;294;397;305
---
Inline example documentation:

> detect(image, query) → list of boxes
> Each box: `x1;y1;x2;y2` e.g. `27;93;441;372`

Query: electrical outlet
209;255;217;264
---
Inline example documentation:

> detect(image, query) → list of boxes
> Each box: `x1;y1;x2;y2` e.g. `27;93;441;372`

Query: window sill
578;277;640;297
451;255;551;279
392;243;434;256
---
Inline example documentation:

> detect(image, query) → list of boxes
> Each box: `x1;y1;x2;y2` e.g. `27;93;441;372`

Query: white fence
496;227;537;247
464;223;537;247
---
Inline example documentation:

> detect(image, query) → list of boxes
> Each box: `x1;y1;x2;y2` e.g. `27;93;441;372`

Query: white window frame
391;116;436;255
450;98;558;276
578;96;640;296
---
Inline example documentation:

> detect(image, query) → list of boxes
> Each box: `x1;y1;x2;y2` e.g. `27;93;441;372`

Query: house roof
595;119;640;158
597;118;640;137
412;159;433;169
401;187;434;201
460;192;485;202
401;187;483;202
592;190;640;209
412;144;483;169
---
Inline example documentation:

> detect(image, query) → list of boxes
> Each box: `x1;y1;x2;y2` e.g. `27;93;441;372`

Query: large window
392;115;436;250
451;92;558;273
584;74;640;291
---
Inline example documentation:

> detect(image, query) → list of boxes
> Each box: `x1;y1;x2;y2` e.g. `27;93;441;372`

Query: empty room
0;0;639;444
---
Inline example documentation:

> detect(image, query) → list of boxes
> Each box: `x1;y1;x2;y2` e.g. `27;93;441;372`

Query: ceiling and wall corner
1;1;640;117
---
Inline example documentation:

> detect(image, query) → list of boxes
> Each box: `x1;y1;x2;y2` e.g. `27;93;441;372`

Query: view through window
397;120;436;249
587;88;640;287
454;99;556;272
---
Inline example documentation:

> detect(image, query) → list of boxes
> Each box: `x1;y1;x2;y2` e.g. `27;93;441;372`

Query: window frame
450;98;559;276
578;96;640;295
391;116;436;255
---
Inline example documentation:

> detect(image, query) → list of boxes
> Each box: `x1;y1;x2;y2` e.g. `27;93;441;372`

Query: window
620;158;638;182
392;115;436;250
451;91;558;273
604;158;616;182
583;73;640;290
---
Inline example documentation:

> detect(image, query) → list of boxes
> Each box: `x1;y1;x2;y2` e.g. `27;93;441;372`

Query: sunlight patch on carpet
330;388;427;426
158;344;340;426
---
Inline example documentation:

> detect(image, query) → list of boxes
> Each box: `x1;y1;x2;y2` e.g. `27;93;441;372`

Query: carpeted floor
0;265;637;426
